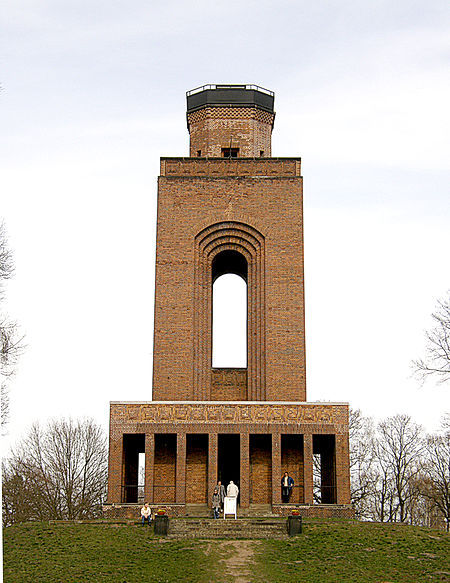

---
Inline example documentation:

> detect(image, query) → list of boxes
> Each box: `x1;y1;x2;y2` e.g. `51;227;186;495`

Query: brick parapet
160;157;301;177
102;503;354;520
272;504;355;518
103;504;186;519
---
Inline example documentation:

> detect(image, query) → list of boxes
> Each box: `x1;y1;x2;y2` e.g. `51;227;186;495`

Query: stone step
185;504;209;517
166;518;288;539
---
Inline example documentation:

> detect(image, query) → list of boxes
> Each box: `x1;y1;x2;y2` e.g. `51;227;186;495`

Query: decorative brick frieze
110;402;348;429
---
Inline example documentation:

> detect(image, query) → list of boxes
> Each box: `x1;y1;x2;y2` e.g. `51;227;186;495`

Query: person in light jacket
140;503;152;525
227;480;239;498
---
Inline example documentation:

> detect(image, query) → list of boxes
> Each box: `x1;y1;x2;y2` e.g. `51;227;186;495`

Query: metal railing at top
121;484;177;504
186;84;274;97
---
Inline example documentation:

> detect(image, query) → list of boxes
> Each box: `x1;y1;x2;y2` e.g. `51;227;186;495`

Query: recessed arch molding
193;221;266;401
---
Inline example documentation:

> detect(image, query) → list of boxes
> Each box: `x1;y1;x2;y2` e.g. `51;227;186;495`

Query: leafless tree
0;222;24;431
413;291;450;384
0;222;14;287
371;437;397;522
2;418;108;526
349;409;377;519
375;415;424;523
420;419;450;531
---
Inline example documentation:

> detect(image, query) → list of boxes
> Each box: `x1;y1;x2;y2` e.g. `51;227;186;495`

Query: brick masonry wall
187;106;274;157
186;434;208;504
281;435;304;504
211;369;247;401
152;161;305;402
103;504;186;519
272;504;355;518
154;435;176;503
250;435;272;503
102;503;354;520
107;402;351;508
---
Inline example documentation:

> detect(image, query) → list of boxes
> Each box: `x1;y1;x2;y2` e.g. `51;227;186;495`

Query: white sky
1;0;449;451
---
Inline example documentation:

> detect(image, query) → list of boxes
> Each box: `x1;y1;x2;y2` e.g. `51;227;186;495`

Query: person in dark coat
216;480;226;509
281;472;294;502
212;488;221;519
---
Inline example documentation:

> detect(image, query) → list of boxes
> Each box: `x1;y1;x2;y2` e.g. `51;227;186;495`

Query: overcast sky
1;0;449;450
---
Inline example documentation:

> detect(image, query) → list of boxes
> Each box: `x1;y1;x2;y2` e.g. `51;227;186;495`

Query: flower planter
287;515;302;536
154;514;169;536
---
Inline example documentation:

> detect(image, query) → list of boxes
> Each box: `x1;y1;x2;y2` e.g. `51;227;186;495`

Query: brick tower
105;85;352;518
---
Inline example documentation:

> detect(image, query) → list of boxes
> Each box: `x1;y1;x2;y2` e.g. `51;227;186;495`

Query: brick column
303;433;313;504
107;430;123;503
271;433;281;505
176;433;186;504
208;433;218;508
144;433;154;504
240;433;250;508
336;433;351;504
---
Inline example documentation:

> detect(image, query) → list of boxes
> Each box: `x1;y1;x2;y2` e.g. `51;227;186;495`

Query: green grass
255;520;450;583
3;522;217;583
3;519;450;583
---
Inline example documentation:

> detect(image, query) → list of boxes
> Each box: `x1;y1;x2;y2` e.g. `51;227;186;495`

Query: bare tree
349;409;377;519
0;222;24;431
375;415;424;523
413;291;450;384
420;419;450;531
371;436;397;523
0;222;14;286
2;418;108;526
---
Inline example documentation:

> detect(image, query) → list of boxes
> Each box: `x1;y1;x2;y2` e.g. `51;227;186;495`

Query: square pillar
208;433;218;508
336;433;351;504
144;433;154;504
303;433;313;504
271;433;281;505
107;431;123;503
240;433;250;508
176;433;186;504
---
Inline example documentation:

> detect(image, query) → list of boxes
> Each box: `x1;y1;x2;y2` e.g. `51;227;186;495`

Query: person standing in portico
281;472;294;502
212;488;221;519
216;480;226;509
227;480;239;498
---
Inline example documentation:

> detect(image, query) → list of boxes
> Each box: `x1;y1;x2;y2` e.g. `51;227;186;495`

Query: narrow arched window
212;251;247;368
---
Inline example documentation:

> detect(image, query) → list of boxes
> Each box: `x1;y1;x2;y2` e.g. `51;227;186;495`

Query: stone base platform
103;503;354;520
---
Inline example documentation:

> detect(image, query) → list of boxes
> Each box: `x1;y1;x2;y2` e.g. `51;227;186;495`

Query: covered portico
105;401;352;518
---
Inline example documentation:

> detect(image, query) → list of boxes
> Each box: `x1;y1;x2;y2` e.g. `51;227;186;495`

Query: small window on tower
260;151;264;157
197;150;201;157
221;148;239;158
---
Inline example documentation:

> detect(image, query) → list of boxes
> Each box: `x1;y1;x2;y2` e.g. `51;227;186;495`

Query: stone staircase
167;518;288;539
184;503;276;518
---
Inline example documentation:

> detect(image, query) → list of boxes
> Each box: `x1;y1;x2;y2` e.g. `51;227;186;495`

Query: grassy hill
3;519;450;583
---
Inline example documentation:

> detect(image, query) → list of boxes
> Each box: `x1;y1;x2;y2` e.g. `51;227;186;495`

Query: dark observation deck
186;84;275;113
